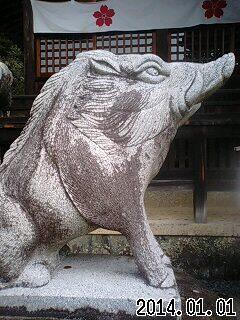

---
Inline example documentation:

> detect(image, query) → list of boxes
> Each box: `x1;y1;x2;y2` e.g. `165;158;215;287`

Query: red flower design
93;5;115;27
202;0;227;19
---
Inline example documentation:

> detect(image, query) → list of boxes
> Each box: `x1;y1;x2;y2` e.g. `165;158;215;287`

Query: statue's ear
90;57;121;76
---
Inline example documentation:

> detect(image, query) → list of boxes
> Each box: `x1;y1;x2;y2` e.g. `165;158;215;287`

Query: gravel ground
201;279;240;298
201;279;240;320
177;272;240;320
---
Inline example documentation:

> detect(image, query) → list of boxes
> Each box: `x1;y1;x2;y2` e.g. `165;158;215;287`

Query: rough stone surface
0;62;12;110
0;255;181;320
0;50;235;291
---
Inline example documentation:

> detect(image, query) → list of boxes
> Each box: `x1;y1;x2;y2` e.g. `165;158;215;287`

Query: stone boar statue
0;50;235;290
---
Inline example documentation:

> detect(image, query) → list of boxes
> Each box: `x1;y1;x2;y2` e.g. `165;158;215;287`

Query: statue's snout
220;53;235;80
201;53;235;87
185;53;235;107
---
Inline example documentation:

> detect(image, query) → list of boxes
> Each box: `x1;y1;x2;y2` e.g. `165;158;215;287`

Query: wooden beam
23;0;35;94
193;131;207;223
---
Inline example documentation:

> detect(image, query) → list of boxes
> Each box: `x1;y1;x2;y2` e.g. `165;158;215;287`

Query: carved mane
0;66;68;173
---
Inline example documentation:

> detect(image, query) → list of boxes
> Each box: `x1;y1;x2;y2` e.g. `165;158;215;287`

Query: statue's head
1;50;235;174
0;51;235;177
54;50;234;149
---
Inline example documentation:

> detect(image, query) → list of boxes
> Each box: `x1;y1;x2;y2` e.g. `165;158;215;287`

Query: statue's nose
201;53;235;81
185;53;235;108
221;53;235;79
197;52;235;97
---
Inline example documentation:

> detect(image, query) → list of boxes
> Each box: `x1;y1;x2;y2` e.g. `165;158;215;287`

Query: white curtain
31;0;240;34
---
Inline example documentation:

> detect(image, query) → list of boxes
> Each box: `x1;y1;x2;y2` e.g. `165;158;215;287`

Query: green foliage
0;34;24;95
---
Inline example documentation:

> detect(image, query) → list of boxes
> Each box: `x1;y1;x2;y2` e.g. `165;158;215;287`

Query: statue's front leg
124;207;176;288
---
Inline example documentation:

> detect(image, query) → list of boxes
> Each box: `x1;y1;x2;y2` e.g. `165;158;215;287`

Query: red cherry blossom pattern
93;5;115;27
202;0;227;19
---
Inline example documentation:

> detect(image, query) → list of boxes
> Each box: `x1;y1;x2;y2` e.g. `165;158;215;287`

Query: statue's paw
147;266;176;289
16;262;51;288
160;266;176;288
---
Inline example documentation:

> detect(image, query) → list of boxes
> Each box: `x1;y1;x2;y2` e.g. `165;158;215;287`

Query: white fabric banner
31;0;240;34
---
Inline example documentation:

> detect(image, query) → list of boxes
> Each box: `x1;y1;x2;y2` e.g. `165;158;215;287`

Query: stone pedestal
0;255;181;319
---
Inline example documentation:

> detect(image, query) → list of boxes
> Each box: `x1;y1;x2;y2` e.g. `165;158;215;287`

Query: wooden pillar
193;130;207;223
23;0;35;95
156;30;169;61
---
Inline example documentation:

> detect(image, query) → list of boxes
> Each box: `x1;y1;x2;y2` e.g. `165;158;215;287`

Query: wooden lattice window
36;37;94;77
36;31;156;78
169;24;240;64
95;32;156;54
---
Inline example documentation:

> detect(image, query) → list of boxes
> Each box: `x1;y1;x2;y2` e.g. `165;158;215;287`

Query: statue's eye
146;67;160;76
135;61;170;84
90;58;121;76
